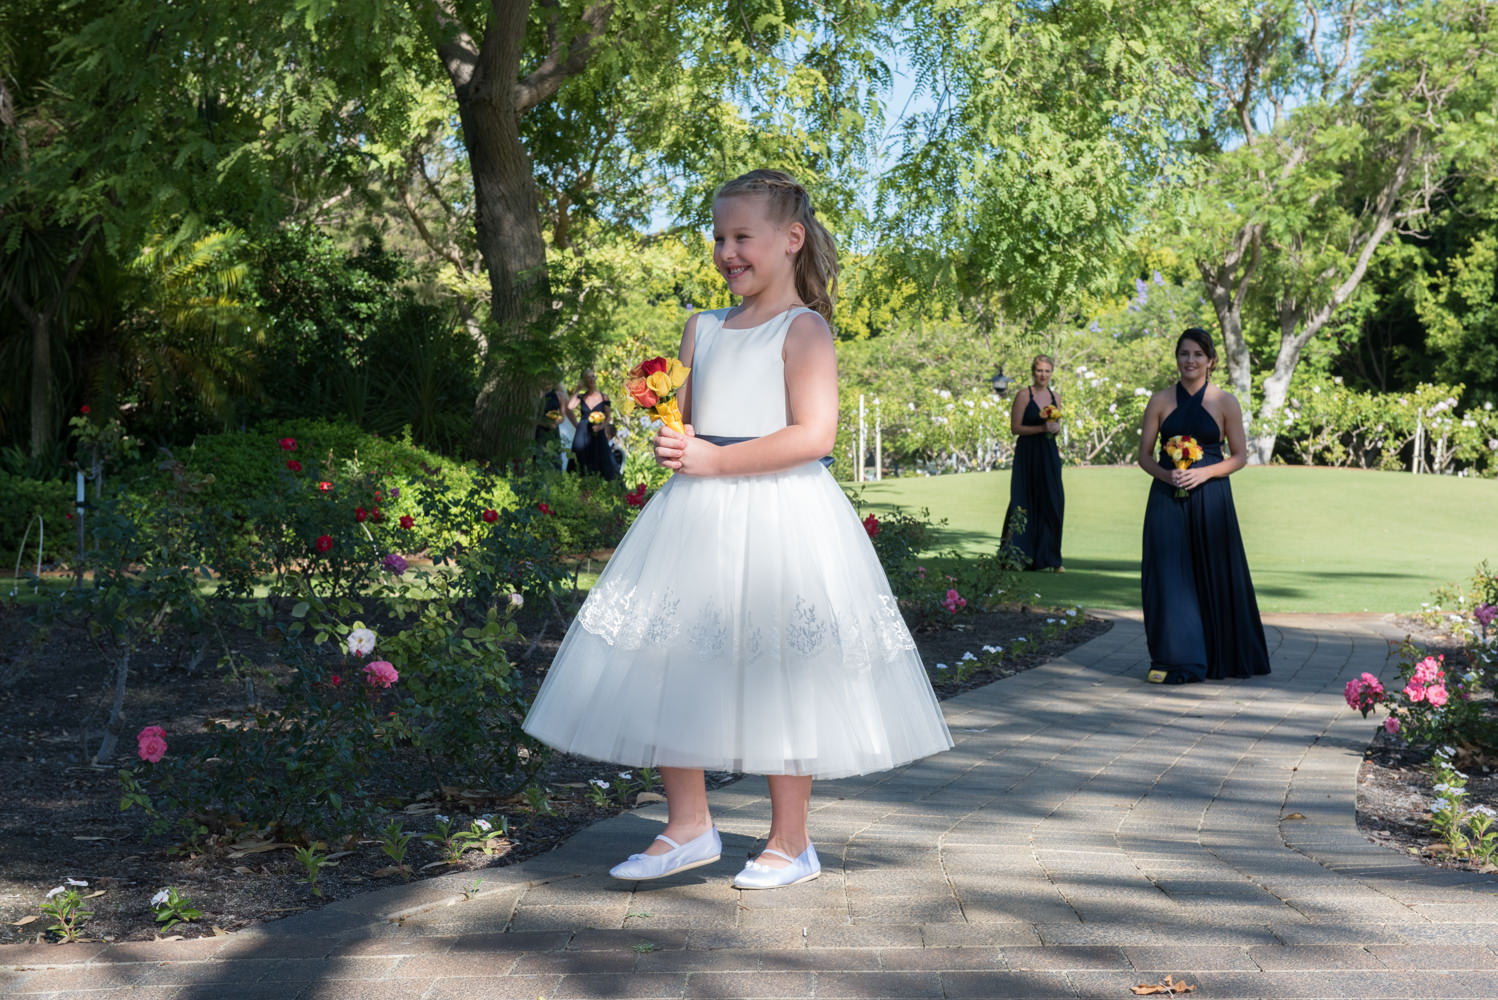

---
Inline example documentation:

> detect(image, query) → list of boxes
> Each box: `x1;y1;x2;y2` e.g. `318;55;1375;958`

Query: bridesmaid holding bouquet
1002;354;1065;571
1136;328;1270;684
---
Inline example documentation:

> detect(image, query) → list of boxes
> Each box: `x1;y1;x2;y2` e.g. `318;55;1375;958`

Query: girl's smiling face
712;194;802;299
1031;360;1052;388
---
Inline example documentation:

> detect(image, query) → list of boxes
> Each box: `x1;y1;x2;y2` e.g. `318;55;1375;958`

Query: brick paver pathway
5;613;1497;999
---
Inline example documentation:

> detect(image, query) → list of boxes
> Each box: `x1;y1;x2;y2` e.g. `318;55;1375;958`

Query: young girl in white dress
522;169;953;889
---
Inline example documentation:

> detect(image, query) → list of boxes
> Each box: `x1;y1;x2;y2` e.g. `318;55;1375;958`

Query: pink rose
1403;679;1426;703
1383;716;1401;734
1425;684;1448;707
364;660;399;688
136;726;167;763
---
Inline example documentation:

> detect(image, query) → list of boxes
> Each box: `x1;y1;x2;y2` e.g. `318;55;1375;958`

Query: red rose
537;502;553;515
374;491;383;502
279;437;296;451
318;481;333;492
314;534;333;552
625;483;647;508
640;357;669;376
330;673;342;687
65;512;74;520
371;508;385;523
399;515;415;530
286;460;302;472
482;508;499;523
863;514;880;538
80;405;91;414
355;507;367;522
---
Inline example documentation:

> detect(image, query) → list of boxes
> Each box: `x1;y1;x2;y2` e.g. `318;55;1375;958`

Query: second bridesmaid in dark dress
568;369;620;480
1003;354;1065;571
1137;327;1270;684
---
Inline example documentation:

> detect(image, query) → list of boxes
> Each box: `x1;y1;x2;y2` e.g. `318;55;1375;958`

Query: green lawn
850;466;1497;613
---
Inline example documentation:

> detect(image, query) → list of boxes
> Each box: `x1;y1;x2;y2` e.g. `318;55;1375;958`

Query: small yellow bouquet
1038;403;1062;435
588;410;606;426
545;409;562;423
1162;434;1204;499
623;356;690;434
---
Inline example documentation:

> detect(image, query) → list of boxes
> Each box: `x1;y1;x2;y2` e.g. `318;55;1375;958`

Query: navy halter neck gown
1003;390;1065;570
1140;382;1270;682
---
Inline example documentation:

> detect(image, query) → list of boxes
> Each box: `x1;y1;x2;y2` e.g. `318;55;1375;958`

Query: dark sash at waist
698;434;834;469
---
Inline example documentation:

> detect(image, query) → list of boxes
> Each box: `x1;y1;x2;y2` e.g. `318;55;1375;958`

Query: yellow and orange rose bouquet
1038;404;1062;435
623;356;690;434
1162;434;1204;499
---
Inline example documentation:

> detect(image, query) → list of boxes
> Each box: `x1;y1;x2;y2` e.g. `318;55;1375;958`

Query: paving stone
803;923;924;948
0;943;106;968
876;946;1003;971
1247;944;1384;970
1;964;154;993
681;970;815;997
550;971;688;998
299;981;439;1000
999;945;1128;971
939;969;1077;998
814;970;943;997
920;924;1042;948
1367;944;1498;970
1120;945;1259;972
423;976;565;1000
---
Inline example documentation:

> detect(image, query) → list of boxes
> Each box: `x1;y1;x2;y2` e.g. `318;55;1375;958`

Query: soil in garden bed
0;597;1108;945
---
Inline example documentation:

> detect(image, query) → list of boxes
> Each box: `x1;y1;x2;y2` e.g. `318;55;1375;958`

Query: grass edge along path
851;465;1498;613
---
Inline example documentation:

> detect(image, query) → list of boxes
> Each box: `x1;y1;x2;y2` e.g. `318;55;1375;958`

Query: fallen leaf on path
1132;974;1196;995
10;915;38;926
1283;812;1305;820
636;792;667;804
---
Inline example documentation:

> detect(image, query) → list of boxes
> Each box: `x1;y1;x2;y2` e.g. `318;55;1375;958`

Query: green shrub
0;474;74;567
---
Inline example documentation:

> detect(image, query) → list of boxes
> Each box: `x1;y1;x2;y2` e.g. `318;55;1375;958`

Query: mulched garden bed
0;592;1108;945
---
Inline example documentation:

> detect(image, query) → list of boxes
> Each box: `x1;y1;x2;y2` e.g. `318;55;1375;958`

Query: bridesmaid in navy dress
1137;328;1269;684
1003;354;1065;571
567;369;621;480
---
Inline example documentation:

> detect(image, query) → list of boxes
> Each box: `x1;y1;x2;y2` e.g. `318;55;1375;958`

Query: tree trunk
460;92;552;461
28;310;52;457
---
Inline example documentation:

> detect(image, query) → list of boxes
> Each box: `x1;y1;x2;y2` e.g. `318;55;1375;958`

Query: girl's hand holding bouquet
624;356;690;433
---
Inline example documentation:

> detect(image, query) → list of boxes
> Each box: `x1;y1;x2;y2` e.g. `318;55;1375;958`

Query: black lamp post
990;368;1014;397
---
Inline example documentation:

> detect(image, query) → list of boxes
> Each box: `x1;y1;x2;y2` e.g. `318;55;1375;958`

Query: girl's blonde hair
715;169;838;324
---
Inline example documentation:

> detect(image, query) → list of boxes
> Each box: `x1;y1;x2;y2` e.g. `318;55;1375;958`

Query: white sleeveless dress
522;307;953;779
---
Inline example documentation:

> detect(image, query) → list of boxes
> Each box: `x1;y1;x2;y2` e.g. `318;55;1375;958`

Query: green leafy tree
1173;0;1498;462
878;1;1198;326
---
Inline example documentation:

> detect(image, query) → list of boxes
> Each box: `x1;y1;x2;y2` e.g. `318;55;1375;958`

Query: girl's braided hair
715;170;838;324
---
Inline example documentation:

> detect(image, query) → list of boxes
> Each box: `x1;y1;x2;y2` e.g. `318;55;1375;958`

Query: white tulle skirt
522;462;953;779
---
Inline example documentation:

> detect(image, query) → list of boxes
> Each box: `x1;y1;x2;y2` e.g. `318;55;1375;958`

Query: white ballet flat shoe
609;827;722;881
731;843;821;890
